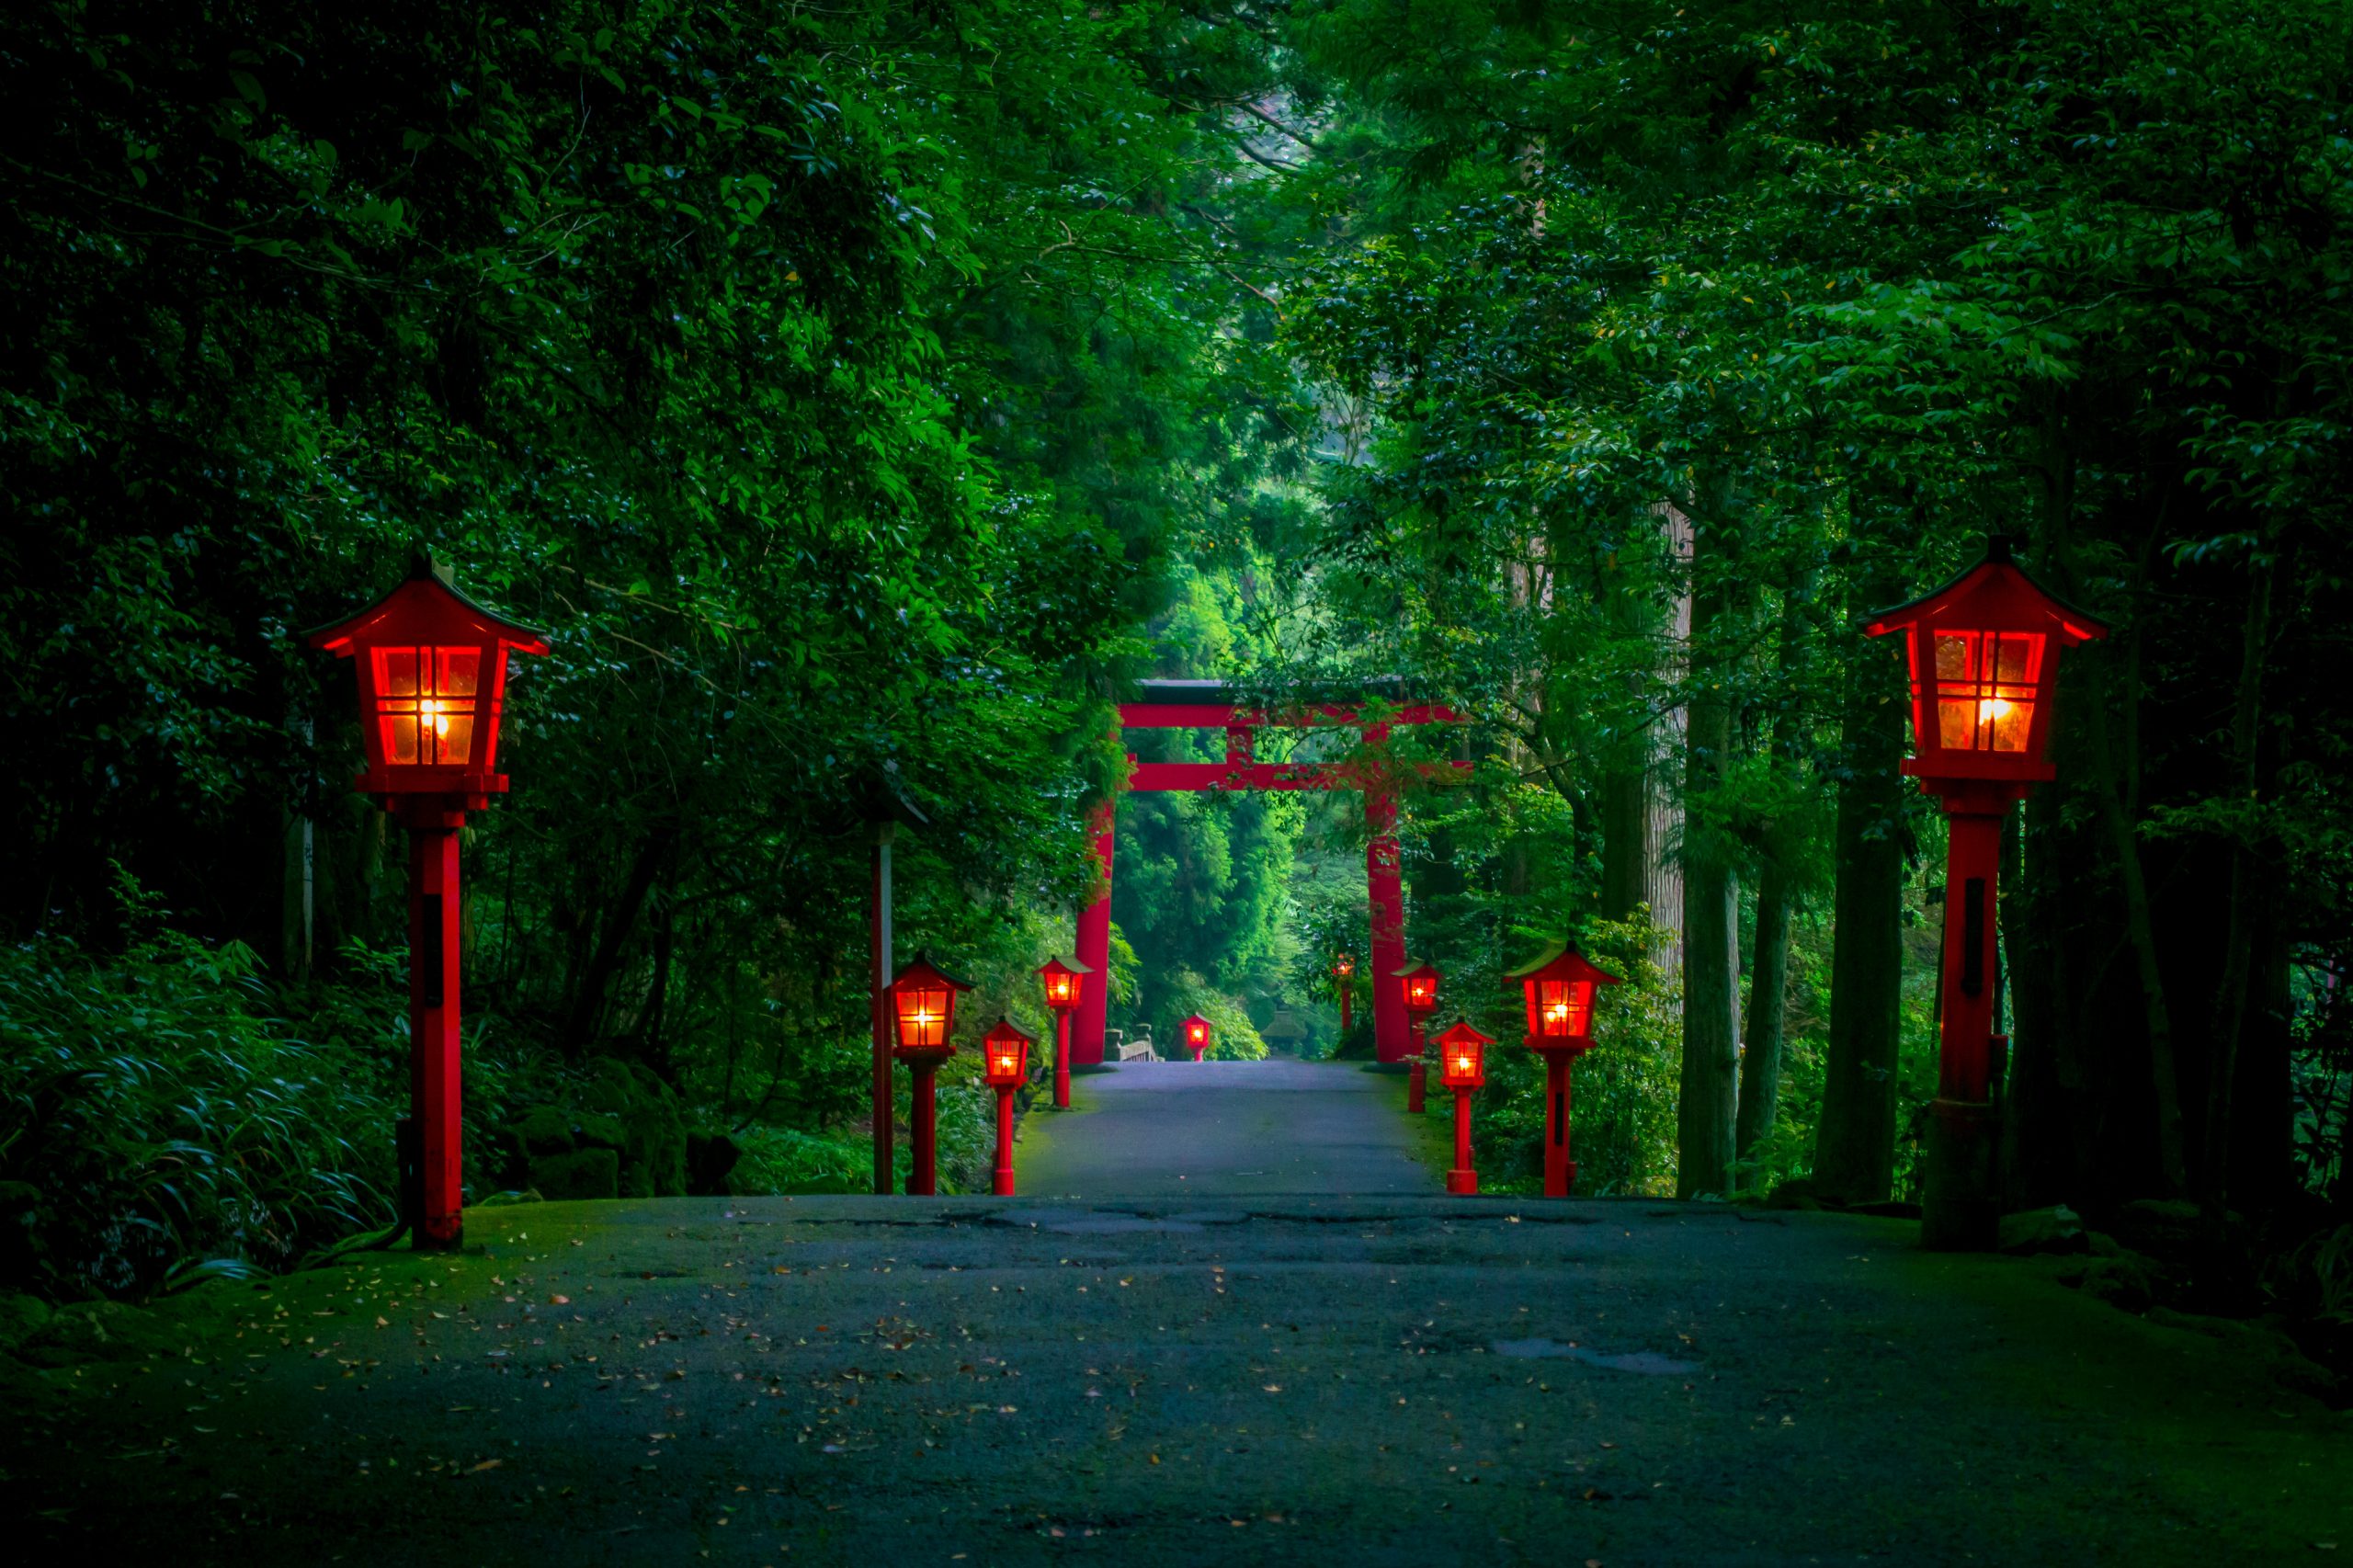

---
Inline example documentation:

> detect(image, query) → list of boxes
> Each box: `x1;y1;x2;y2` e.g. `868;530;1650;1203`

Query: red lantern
308;553;549;813
1038;956;1091;1109
1508;943;1621;1048
890;954;970;1059
1039;956;1088;1013
983;1018;1033;1087
982;1017;1033;1197
1392;958;1442;1112
1393;957;1441;1017
1866;538;2108;1249
889;954;972;1197
1864;535;2106;793
1437;1021;1489;1090
1507;943;1622;1197
1181;1013;1212;1062
1433;1020;1493;1196
1330;953;1358;1037
306;554;547;1253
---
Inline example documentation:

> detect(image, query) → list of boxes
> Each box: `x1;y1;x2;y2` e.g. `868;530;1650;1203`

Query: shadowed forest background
0;0;2347;1353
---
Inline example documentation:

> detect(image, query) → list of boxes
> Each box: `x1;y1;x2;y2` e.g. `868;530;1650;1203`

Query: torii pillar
1071;801;1114;1067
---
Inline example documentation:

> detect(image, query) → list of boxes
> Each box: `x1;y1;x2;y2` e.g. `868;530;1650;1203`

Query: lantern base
1406;1061;1426;1114
1445;1169;1479;1195
1920;1097;2000;1252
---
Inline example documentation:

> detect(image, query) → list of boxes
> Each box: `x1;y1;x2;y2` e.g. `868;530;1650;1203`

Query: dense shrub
0;931;401;1296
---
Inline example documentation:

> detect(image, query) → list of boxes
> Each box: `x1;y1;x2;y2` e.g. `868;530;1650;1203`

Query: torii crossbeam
1072;679;1468;1067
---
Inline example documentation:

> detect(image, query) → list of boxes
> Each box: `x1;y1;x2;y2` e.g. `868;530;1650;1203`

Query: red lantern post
308;554;547;1250
889;954;972;1196
1866;536;2106;1248
1435;1021;1492;1195
1038;956;1090;1109
1394;958;1440;1113
1506;943;1623;1197
1330;953;1357;1038
1180;1013;1213;1062
982;1018;1033;1197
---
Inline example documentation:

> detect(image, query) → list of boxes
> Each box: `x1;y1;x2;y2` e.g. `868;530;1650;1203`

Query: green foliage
0;931;398;1295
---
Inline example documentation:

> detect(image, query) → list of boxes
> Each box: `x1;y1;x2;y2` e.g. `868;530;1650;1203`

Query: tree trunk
1735;857;1793;1179
1813;608;1907;1204
2085;655;2188;1197
1598;767;1649;921
1677;522;1740;1199
2201;555;2276;1218
559;825;676;1059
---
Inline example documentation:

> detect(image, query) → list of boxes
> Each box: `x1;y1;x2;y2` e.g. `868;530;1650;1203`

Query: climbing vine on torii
1071;680;1468;1066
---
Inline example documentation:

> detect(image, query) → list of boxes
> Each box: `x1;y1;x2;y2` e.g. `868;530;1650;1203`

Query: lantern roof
1863;536;2108;644
1038;954;1093;977
1434;1019;1495;1050
983;1016;1035;1046
1504;941;1623;989
1391;956;1441;980
1180;1011;1212;1030
306;551;551;655
892;951;974;994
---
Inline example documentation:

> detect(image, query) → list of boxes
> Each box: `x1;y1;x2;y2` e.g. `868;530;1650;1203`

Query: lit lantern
1330;953;1358;1037
888;953;972;1197
1437;1021;1489;1091
1394;957;1441;1017
1037;955;1091;1110
1866;537;2108;1250
1181;1013;1213;1062
308;553;549;811
1039;956;1088;1013
1433;1020;1494;1195
982;1017;1033;1197
983;1018;1033;1087
890;953;970;1058
1506;942;1623;1198
1864;535;2105;790
307;553;548;1252
1392;957;1442;1113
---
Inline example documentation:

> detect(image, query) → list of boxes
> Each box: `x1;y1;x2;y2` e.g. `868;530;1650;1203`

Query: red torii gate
1069;680;1466;1067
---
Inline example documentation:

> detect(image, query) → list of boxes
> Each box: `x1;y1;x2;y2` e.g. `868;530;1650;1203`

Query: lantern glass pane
438;647;480;697
896;984;949;1049
1538;979;1592;1038
370;643;484;766
1927;630;2044;755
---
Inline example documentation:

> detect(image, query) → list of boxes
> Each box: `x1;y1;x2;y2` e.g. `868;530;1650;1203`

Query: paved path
1017;1058;1446;1198
7;1196;2347;1565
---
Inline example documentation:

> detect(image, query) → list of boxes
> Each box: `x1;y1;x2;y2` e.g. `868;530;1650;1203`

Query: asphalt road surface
6;1193;2348;1566
1017;1059;1447;1198
7;1065;2349;1563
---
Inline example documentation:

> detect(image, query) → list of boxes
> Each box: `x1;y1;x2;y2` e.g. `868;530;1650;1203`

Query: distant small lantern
307;552;548;1252
888;954;972;1197
1038;956;1091;1110
1394;957;1442;1113
1867;537;2108;1250
1395;958;1441;1017
1181;1013;1213;1062
1330;953;1358;1038
982;1017;1033;1198
1507;942;1622;1198
1434;1020;1494;1195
